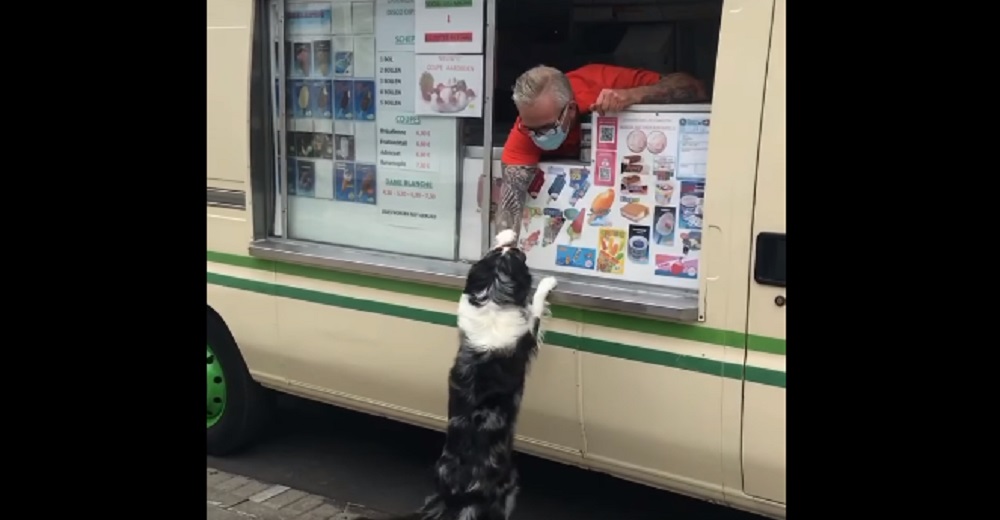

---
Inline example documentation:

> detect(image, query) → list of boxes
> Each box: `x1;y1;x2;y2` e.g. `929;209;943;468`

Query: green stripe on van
207;271;786;388
207;251;786;356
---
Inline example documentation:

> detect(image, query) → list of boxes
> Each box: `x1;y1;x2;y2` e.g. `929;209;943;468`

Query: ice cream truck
207;0;785;517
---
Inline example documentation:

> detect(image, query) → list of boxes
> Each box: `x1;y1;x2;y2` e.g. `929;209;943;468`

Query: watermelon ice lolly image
564;208;585;243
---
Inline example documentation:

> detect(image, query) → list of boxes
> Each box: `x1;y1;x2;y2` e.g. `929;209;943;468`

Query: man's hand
589;88;639;116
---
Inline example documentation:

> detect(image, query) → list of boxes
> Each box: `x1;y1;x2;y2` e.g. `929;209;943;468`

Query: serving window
250;0;739;321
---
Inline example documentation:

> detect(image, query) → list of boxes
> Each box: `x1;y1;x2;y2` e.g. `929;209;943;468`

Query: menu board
414;0;484;54
520;110;710;291
280;0;461;260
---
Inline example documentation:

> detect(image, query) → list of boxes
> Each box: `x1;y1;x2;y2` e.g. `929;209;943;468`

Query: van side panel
741;0;786;505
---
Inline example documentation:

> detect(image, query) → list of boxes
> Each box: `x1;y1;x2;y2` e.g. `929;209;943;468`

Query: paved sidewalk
208;467;392;520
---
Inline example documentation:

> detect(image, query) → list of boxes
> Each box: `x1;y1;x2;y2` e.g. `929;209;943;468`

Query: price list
377;52;415;113
376;114;450;172
382;179;439;201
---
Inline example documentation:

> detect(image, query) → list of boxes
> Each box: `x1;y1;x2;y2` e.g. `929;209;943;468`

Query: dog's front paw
537;276;558;299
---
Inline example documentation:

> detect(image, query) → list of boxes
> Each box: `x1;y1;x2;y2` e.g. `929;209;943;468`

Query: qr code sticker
599;167;612;182
599;125;615;143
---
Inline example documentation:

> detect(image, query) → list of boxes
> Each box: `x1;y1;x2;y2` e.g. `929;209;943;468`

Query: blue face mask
528;104;573;151
531;125;569;151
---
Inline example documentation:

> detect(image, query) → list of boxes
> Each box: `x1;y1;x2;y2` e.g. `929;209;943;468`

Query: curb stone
207;467;393;520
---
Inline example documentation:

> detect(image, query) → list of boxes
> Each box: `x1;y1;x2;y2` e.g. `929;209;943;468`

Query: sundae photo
419;72;477;114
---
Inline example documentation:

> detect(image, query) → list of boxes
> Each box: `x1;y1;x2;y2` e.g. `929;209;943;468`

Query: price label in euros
416;130;431;136
417;162;431;169
416;141;431;147
417;151;430;158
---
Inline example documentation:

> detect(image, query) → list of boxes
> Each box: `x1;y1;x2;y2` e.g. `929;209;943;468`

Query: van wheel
207;316;271;455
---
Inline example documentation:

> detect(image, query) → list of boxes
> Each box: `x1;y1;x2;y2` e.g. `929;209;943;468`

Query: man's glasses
516;103;570;137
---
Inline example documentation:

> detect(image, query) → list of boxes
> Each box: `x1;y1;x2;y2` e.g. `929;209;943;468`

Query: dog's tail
530;276;558;337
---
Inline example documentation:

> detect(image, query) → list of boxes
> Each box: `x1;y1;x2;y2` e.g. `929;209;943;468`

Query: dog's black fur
362;231;557;520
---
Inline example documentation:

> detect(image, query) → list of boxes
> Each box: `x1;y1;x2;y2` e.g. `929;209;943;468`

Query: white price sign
414;0;484;54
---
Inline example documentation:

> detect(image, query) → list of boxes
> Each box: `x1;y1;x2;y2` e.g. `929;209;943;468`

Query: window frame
244;0;762;323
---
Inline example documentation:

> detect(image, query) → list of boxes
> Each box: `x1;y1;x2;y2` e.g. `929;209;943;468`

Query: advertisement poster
414;54;483;118
517;108;710;290
414;0;484;54
677;116;710;180
376;0;416;52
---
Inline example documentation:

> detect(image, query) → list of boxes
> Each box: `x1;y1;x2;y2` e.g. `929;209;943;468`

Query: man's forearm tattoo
637;72;709;104
495;163;536;238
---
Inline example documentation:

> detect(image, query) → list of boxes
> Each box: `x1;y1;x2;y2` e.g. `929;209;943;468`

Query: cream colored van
207;0;784;517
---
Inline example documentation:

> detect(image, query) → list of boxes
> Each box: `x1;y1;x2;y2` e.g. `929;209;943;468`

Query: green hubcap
207;345;227;428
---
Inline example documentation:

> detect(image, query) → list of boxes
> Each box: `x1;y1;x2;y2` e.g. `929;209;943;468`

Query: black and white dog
364;229;557;520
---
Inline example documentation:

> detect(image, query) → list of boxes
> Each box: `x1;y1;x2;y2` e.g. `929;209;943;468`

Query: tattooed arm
627;72;709;104
494;163;536;238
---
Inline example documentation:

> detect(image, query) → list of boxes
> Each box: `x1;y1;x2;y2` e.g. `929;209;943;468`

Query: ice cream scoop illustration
547;173;567;203
564;208;585;243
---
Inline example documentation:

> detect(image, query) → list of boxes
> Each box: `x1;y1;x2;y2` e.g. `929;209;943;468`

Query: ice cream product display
547;171;567;203
520;107;710;291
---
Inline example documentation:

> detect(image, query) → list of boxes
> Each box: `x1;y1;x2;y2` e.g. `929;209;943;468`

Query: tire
207;310;272;455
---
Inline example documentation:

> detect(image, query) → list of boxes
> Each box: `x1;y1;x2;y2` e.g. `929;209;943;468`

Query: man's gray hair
511;65;573;108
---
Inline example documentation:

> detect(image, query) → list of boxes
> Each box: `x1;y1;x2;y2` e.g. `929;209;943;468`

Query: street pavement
208;395;770;520
208;467;389;520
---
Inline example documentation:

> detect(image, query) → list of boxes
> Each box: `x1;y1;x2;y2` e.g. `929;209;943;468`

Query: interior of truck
465;0;723;147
